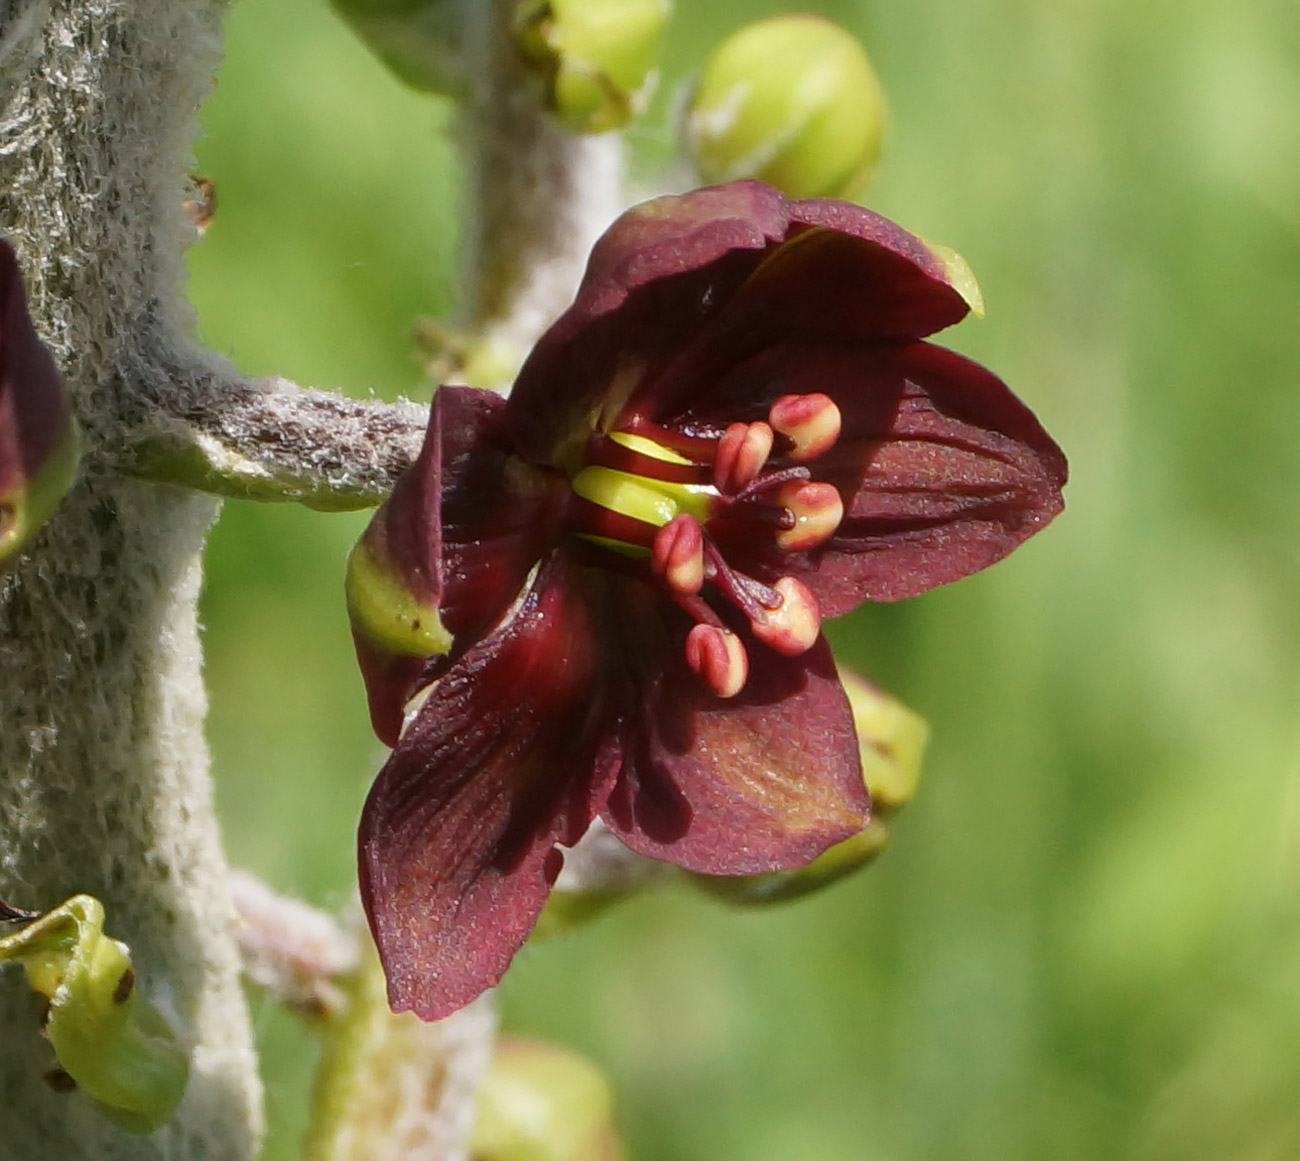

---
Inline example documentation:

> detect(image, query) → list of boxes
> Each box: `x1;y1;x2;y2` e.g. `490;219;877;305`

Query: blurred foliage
190;0;1300;1159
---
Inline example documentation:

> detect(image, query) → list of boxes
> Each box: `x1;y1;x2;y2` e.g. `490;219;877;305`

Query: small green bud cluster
332;0;670;135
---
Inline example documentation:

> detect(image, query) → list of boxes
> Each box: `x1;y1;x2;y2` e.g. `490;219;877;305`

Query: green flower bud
838;666;928;810
688;667;927;905
0;895;189;1134
331;0;474;97
512;0;671;134
472;1036;625;1161
685;15;888;199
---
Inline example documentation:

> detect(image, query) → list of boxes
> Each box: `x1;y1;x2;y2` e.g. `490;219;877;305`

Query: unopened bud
839;665;927;810
472;1036;626;1161
686;15;888;199
1;240;78;573
512;0;671;134
331;0;474;96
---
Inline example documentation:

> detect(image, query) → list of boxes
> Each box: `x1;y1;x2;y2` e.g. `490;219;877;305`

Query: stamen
769;393;842;462
685;624;749;698
702;540;780;621
775;482;844;552
713;422;774;494
731;464;809;503
651;515;705;595
749;576;821;656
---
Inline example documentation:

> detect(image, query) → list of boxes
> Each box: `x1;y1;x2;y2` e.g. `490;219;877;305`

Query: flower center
563;393;846;698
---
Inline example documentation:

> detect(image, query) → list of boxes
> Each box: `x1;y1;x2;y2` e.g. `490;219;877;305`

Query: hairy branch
1;1;263;1157
129;363;428;510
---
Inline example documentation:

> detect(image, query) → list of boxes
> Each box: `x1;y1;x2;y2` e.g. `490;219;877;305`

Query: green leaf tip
0;894;190;1134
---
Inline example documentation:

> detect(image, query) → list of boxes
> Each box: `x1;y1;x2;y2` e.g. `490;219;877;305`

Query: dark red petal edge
507;183;977;457
358;556;615;1021
628;223;974;427
599;586;869;875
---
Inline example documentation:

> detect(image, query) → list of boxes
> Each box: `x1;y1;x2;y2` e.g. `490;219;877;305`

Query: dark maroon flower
347;182;1066;1019
1;239;78;572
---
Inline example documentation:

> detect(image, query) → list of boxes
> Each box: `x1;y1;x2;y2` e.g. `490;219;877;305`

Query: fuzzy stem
456;0;625;382
0;2;261;1158
127;366;428;510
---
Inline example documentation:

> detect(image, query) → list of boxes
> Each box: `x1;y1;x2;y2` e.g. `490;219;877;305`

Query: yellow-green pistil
569;431;716;555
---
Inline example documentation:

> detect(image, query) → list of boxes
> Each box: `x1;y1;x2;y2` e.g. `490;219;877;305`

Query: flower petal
599;592;869;874
508;182;791;464
710;339;1067;612
358;558;615;1020
349;385;561;744
507;184;974;458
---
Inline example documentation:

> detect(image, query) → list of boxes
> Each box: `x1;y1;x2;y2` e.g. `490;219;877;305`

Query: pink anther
651;514;705;595
685;624;749;698
775;481;844;552
749;576;821;656
713;421;774;494
768;393;842;462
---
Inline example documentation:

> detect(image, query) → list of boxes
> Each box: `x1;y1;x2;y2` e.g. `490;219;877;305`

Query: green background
190;1;1300;1158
